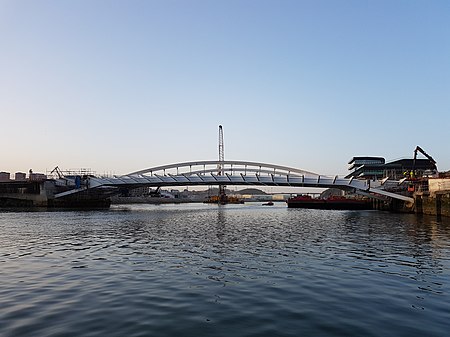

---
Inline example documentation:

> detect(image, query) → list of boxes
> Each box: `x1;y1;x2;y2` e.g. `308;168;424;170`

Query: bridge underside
91;175;414;202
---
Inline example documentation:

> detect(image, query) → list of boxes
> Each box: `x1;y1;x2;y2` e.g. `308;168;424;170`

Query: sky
1;0;449;177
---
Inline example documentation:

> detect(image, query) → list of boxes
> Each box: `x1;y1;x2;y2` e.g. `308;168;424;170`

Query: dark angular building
383;159;437;180
346;156;436;180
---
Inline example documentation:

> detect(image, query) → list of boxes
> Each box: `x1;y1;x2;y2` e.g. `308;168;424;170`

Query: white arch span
126;160;320;177
59;160;413;203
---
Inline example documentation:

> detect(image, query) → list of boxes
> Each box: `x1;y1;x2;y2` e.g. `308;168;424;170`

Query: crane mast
218;125;224;166
205;125;241;204
218;125;226;201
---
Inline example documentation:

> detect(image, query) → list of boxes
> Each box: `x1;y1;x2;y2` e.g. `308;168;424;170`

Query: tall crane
218;125;226;202
205;125;242;204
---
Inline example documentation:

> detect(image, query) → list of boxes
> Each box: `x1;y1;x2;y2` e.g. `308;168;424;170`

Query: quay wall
415;193;450;217
413;178;450;217
373;178;450;217
0;180;111;209
0;181;49;207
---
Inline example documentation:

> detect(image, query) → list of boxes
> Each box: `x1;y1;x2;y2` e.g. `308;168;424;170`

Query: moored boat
286;195;372;210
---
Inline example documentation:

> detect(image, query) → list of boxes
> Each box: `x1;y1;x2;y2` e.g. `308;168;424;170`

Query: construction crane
413;146;437;172
50;166;64;179
204;125;242;204
203;125;242;204
218;125;226;203
406;146;438;192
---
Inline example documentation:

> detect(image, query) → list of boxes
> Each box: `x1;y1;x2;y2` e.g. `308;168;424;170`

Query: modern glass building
346;157;385;179
346;157;436;180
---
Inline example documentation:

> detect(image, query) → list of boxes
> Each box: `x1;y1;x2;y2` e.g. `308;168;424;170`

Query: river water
1;203;449;337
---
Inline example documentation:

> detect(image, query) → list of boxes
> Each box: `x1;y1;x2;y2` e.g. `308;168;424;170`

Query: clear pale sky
1;0;449;177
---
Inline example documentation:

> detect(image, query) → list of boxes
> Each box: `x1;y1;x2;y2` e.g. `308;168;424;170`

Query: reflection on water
1;203;449;337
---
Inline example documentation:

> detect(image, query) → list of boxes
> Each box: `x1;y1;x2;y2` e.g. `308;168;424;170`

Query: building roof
347;156;385;165
384;158;436;170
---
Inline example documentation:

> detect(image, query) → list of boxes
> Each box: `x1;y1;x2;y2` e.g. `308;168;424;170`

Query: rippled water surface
1;203;449;337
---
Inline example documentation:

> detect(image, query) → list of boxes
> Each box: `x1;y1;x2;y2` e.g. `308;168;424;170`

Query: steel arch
126;160;320;178
53;160;415;203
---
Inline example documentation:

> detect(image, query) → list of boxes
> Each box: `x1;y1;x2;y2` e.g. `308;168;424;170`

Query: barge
287;195;372;210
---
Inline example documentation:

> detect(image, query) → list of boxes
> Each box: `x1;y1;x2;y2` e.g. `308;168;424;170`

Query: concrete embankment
371;178;450;217
0;180;111;209
414;193;450;217
413;179;450;217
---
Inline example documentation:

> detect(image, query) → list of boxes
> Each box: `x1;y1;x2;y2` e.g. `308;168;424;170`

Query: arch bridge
54;160;414;203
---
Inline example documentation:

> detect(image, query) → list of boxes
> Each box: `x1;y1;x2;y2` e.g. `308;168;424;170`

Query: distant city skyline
1;0;449;177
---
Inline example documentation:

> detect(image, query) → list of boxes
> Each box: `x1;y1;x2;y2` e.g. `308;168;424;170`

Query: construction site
346;146;450;216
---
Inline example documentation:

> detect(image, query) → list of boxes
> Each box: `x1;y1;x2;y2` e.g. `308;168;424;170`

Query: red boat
286;195;372;210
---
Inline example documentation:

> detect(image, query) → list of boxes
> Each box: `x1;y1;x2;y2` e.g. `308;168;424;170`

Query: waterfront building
346;157;385;179
346;157;436;180
383;159;437;180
